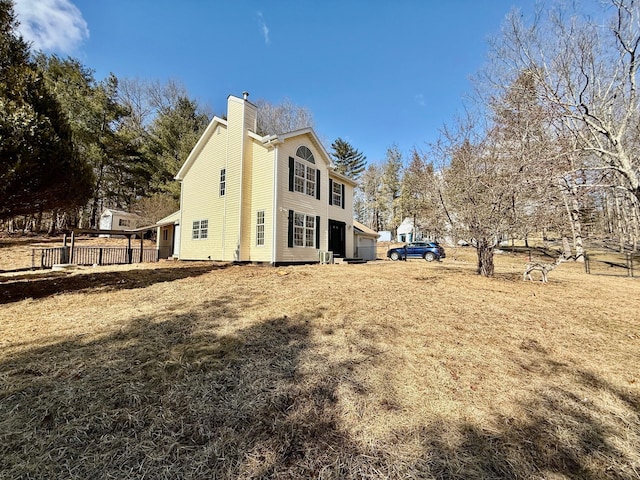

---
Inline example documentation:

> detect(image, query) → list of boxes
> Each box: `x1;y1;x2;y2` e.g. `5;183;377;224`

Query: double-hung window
289;145;319;199
192;219;208;239
256;210;265;246
293;213;315;247
332;181;343;207
293;161;316;197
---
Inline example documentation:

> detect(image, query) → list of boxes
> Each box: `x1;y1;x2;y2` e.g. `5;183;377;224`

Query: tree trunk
48;210;58;235
561;183;585;262
476;239;495;277
614;193;626;252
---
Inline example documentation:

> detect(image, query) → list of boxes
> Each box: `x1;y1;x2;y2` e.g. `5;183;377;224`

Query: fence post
69;231;75;264
627;253;633;278
98;248;103;266
584;251;590;274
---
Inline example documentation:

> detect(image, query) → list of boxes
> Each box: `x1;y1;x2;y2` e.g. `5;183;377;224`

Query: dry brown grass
0;246;639;479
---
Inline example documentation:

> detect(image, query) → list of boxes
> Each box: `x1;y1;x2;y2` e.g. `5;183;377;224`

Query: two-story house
156;92;361;265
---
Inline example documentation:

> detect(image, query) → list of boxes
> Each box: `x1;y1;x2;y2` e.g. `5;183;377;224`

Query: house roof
100;208;140;218
156;210;180;226
266;128;358;187
353;220;379;238
174;112;358;187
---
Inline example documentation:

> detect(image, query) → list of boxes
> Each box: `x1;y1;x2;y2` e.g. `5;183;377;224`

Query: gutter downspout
178;180;184;259
271;145;279;265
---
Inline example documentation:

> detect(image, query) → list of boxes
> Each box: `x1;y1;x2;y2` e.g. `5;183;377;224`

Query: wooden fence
32;246;159;269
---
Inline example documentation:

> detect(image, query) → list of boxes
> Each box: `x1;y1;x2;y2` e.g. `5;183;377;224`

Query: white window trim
293;160;316;197
332;181;343;208
256;210;265;247
192;219;208;240
293;212;316;248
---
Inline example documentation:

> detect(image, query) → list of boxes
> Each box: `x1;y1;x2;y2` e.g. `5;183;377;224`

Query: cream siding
328;173;355;256
275;139;332;263
244;139;275;261
176;93;357;265
179;123;228;260
222;98;244;261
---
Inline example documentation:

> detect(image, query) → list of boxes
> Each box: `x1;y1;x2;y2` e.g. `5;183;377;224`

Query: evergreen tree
381;145;403;232
35;55;154;227
330;137;367;180
147;95;210;199
0;0;93;220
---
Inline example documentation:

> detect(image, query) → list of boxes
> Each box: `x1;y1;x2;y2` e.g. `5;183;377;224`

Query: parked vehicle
387;241;446;262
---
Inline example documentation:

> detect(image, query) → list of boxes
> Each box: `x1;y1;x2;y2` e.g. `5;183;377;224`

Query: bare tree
255;98;314;136
495;0;640;228
358;163;386;232
436;108;550;277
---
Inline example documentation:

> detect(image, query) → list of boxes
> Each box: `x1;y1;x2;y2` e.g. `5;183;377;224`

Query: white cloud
257;12;270;46
12;0;89;53
414;94;426;107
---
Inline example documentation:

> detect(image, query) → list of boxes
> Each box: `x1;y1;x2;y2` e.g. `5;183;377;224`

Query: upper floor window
220;169;226;196
289;145;320;199
332;180;343;207
294;161;316;197
296;145;315;164
329;179;345;209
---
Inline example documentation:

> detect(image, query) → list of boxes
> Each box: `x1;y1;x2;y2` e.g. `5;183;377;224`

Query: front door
328;220;346;258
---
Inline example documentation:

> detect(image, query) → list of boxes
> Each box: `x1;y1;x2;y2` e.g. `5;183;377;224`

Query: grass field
1;240;639;479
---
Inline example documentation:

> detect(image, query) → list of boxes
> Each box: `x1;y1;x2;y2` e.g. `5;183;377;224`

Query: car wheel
424;252;436;262
390;251;400;261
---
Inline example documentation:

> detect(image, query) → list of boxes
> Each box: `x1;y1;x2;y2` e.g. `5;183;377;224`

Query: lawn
0;244;639;479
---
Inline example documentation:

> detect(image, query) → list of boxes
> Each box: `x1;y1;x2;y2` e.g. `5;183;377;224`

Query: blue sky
13;0;538;164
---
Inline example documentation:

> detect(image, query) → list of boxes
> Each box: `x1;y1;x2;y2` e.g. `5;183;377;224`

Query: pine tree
0;0;93;220
330;137;366;180
380;145;403;231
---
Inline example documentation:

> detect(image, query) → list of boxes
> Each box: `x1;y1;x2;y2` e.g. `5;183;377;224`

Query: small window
163;228;168;241
220;169;226;196
256;210;265;246
192;219;208;240
118;218;131;227
332;181;343;207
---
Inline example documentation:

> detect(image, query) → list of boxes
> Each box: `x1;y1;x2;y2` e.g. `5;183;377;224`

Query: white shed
99;209;140;236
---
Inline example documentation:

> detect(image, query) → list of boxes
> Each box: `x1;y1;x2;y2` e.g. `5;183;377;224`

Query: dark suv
387;241;446;262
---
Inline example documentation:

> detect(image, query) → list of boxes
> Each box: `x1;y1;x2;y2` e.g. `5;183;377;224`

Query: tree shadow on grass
386;340;640;480
0;296;367;479
1;297;639;478
0;263;228;305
